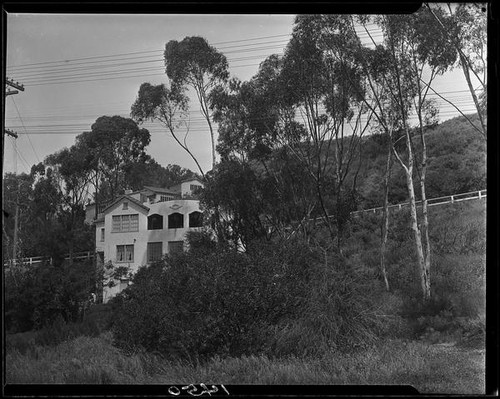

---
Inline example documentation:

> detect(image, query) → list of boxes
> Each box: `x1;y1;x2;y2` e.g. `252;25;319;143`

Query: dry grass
148;340;484;394
6;332;150;384
6;333;484;394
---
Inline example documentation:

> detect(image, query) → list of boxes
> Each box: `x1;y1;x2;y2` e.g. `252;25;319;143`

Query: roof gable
102;195;150;214
180;177;204;185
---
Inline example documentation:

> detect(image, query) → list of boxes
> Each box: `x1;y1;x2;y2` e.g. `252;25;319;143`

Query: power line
16;50;286;84
8;29;384;80
4;92;476;120
21;63;266;87
10;97;41;163
6;27;386;87
5;107;480;136
8;136;31;171
6;34;295;71
15;50;289;82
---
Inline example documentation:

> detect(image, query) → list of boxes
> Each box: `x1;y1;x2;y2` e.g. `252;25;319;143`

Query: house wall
85;204;96;224
99;198;202;302
180;179;203;197
95;220;105;253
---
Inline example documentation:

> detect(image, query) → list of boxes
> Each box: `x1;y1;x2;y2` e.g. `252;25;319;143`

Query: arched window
168;212;184;229
148;214;163;230
189;211;203;228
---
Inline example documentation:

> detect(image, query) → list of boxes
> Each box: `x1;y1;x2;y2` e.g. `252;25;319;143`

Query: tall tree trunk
393;126;430;301
459;52;487;137
334;139;342;253
197;85;217;170
419;125;431;301
380;135;392;291
404;166;429;301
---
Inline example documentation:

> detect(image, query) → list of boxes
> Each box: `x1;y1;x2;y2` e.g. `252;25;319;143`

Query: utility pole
4;78;24;160
5;78;24;96
4;78;25;270
12;134;19;267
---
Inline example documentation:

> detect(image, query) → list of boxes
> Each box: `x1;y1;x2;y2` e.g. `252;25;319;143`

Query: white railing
351;189;486;217
4;251;94;269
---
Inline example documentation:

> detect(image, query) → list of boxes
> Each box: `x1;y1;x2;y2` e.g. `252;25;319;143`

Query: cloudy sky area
4;12;480;176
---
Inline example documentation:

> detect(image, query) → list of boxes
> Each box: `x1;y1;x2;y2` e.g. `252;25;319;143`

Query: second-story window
148;214;163;230
168;212;184;229
112;214;139;232
189;211;203;228
123;202;128;210
100;228;105;242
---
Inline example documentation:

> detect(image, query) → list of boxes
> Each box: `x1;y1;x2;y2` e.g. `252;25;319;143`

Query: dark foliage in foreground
111;233;386;360
4;260;98;333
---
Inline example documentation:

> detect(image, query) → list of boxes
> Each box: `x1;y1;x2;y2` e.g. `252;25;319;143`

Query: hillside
356;114;486;208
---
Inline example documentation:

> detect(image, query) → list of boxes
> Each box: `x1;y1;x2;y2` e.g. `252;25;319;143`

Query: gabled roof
180;177;204;184
143;186;179;195
101;195;150;214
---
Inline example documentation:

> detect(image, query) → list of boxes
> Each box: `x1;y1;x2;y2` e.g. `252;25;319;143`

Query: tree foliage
164;36;230;169
75;116;151;203
130;83;206;176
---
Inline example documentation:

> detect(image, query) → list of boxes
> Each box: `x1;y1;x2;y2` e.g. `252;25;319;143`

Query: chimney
124;189;132;195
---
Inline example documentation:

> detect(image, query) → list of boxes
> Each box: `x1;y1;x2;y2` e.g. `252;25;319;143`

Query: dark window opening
148;214;163;230
117;245;134;262
147;242;163;262
168;212;184;229
189;211;203;228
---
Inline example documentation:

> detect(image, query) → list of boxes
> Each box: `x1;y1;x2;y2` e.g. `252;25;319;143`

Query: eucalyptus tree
349;9;457;300
425;2;487;138
164;36;230;169
277;15;372;252
75;116;151;215
211;16;372;253
45;147;94;263
45;146;93;214
131;83;206;177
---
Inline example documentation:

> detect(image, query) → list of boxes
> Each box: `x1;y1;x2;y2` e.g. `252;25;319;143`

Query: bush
112;236;385;360
112;238;312;359
4;259;98;333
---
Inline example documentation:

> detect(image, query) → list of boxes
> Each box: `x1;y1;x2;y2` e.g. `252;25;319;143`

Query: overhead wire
10;97;41;164
8;29;384;84
8;136;31;171
6;33;295;70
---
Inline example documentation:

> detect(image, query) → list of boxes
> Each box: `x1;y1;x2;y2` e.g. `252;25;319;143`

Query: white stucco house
87;178;205;302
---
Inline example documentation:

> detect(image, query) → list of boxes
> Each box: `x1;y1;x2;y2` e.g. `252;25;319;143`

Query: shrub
112;238;313;359
4;259;98;333
112;236;386;360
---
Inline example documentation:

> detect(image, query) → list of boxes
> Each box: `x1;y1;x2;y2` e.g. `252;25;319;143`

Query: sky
4;12;483;177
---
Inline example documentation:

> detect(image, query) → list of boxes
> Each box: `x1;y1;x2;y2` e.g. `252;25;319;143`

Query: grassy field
6;331;484;394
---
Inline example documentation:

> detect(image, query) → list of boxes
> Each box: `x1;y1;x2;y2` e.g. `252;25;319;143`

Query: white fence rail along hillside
351;189;486;217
